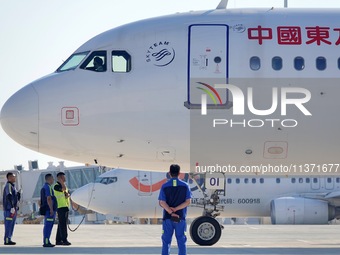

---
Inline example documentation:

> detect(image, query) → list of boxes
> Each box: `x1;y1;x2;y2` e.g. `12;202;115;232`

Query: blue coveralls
158;178;192;255
41;183;57;245
3;181;18;244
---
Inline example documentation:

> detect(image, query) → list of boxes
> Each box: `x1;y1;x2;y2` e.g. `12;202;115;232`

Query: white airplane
1;0;340;245
71;168;340;245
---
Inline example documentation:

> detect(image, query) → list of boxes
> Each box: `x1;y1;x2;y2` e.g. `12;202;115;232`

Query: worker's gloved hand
10;208;15;214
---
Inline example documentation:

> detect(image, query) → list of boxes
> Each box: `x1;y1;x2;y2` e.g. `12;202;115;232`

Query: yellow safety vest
53;182;69;209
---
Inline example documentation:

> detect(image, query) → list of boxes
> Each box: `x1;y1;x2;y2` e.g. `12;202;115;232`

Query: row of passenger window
57;50;131;73
227;177;340;184
249;56;337;71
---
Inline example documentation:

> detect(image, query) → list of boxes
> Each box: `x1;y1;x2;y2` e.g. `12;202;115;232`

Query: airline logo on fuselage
248;25;340;45
129;173;204;193
146;41;175;67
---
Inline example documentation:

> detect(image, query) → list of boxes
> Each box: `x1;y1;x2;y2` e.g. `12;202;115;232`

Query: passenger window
336;177;340;183
244;178;249;184
291;178;296;184
313;178;318;183
316;57;326;71
112;50;131;72
299;178;303;183
327;177;332;183
276;178;280;184
250;56;261;70
80;51;107;72
294;57;305;70
272;56;282;70
236;178;240;184
306;178;310;183
252;178;256;184
338;58;340;70
227;178;232;184
260;178;264;184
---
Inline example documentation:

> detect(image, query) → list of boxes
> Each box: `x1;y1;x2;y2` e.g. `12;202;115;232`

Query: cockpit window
95;177;117;185
80;51;107;72
112;50;131;72
57;52;89;72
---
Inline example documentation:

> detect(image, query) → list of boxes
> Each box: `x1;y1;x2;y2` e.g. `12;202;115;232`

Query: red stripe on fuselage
129;177;167;192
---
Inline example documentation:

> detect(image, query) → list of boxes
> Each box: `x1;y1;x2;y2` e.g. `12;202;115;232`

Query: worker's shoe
4;240;16;245
43;243;55;248
63;240;71;246
55;241;63;245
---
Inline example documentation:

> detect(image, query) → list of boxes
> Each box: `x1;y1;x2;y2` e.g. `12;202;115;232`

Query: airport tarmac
1;224;340;255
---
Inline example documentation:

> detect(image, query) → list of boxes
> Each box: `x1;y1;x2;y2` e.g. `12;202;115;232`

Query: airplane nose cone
0;85;39;150
71;184;93;208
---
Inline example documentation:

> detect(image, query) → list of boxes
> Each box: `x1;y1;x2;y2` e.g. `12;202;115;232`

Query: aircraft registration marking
219;198;261;204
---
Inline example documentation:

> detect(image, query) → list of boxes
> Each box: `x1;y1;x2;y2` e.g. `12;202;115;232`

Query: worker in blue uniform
3;172;20;245
40;173;57;247
158;164;192;255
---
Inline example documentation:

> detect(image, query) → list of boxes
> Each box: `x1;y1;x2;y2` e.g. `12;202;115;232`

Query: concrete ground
1;224;340;254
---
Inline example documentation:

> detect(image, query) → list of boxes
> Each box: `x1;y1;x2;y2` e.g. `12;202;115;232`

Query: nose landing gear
190;215;222;246
188;173;224;246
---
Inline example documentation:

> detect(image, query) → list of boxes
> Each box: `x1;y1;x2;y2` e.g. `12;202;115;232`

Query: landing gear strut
189;173;224;246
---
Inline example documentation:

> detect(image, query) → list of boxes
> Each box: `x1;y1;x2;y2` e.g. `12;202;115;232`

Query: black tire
189;216;222;246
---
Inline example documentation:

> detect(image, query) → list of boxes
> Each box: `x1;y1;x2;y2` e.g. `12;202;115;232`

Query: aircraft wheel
189;216;222;246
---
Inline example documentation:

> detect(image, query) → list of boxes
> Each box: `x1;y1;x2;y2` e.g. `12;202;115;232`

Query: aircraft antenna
284;0;288;8
216;0;228;9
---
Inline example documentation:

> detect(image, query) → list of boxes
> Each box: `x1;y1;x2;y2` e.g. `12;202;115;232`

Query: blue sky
0;0;339;170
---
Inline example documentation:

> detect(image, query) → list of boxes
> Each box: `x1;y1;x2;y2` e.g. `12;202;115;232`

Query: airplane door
137;171;152;196
185;24;229;109
325;177;334;190
311;177;320;190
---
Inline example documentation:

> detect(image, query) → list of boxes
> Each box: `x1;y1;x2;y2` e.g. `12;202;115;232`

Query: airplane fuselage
1;9;340;172
72;168;340;224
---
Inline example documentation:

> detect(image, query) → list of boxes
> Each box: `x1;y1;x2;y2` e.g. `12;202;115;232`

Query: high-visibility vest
53;183;69;209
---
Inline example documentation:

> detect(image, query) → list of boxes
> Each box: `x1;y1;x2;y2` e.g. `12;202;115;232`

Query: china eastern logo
199;84;312;128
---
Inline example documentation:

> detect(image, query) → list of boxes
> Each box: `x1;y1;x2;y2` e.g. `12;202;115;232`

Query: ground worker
54;172;71;245
158;164;192;255
40;173;57;247
3;172;20;245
